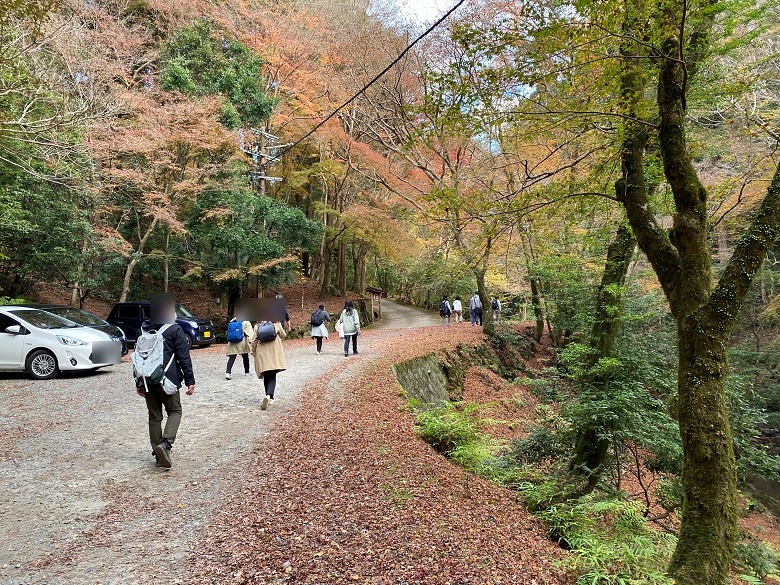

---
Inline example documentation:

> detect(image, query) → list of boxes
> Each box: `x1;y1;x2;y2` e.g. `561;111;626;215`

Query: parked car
17;304;128;355
106;302;215;348
0;306;122;379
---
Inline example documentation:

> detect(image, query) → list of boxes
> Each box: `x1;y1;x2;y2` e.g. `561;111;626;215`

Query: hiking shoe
353;351;360;355
225;373;232;380
344;352;349;357
261;395;269;410
154;443;172;468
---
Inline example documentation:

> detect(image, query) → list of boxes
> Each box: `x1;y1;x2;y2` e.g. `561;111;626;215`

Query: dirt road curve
0;301;440;585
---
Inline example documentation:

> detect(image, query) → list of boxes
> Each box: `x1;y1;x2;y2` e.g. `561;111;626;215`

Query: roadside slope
190;324;570;584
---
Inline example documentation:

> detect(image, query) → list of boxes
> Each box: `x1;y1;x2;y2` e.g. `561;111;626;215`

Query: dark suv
106;302;215;348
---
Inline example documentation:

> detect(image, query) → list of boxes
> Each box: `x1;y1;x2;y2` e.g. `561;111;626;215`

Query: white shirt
452;299;462;311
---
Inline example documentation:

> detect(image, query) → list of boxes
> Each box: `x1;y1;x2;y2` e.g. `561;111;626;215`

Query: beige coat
226;320;255;355
251;322;287;375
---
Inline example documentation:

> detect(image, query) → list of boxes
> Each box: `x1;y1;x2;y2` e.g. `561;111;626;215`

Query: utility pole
240;128;289;195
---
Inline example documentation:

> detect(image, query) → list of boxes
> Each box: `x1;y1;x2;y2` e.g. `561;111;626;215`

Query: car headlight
57;335;89;346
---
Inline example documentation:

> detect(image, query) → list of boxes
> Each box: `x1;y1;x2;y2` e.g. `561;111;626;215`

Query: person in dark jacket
135;306;196;469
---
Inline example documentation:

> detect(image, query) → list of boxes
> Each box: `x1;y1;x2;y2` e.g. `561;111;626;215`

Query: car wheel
184;335;193;350
26;350;60;380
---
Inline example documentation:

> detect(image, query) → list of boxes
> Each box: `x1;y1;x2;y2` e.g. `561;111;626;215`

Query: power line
277;0;468;158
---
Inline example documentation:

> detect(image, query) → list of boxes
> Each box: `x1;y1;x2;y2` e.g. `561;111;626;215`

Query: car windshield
176;305;194;318
13;309;80;329
46;308;107;326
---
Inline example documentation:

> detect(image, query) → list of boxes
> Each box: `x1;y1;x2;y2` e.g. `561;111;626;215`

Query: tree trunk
478;236;493;334
590;224;636;356
351;240;359;291
521;227;545;341
669;313;737;584
227;282;241;318
319;243;333;298
355;243;368;294
119;257;140;303
569;223;636;489
163;229;170;293
70;281;81;307
337;239;347;296
528;277;544;342
119;216;158;303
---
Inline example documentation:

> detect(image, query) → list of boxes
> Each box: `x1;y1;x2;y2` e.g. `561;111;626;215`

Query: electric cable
277;0;468;157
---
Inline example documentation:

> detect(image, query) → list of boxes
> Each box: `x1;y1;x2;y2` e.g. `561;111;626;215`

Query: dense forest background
2;0;780;583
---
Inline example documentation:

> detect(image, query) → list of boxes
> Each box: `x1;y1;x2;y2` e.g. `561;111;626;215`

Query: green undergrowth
412;400;780;583
413;401;677;584
415;402;534;486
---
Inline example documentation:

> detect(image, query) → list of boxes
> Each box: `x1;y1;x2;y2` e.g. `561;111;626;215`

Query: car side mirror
4;325;21;334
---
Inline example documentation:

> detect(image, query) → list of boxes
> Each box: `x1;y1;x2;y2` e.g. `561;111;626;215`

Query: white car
0;306;122;379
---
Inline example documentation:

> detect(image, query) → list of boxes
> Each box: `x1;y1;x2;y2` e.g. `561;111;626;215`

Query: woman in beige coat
251;322;286;410
225;319;254;380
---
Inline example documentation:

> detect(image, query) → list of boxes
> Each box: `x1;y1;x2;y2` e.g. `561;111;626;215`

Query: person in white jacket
451;296;463;323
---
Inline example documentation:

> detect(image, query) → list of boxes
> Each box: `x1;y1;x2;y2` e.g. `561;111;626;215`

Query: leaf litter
190;324;571;584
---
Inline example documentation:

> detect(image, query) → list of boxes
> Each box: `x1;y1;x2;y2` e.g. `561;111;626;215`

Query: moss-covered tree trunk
670;313;737;583
590;224;636;356
568;0;643;486
569;224;636;487
528;277;545;342
521;227;545;341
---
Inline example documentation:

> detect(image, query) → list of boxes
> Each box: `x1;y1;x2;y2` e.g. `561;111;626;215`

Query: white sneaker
244;372;251;376
225;373;232;380
261;395;269;410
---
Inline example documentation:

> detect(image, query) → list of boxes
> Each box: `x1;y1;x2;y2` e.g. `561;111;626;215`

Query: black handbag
256;321;277;343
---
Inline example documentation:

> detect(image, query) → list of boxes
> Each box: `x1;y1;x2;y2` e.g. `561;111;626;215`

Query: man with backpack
133;297;195;469
469;291;483;326
491;296;502;321
439;295;452;326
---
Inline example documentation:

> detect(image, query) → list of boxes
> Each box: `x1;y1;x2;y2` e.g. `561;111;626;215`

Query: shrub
415;403;483;455
734;535;778;580
531;495;676;585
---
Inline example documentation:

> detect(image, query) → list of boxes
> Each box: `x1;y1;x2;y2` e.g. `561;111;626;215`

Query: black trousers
314;336;324;352
263;370;279;398
226;353;250;374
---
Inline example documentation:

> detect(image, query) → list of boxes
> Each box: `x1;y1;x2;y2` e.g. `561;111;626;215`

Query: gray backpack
131;324;177;394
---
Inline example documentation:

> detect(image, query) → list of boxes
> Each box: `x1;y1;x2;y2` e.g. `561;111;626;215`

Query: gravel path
374;299;440;329
0;302;441;584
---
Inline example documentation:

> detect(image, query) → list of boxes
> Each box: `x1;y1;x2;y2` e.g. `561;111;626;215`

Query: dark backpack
491;299;500;310
227;320;244;343
256;321;277;343
439;300;450;316
311;310;325;327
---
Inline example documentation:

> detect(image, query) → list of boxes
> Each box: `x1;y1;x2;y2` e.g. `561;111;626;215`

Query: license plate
204;331;211;338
